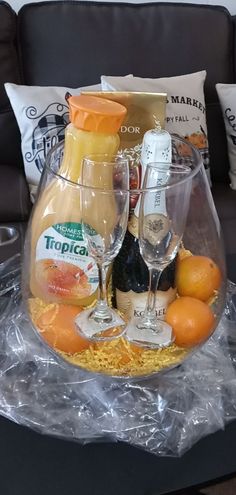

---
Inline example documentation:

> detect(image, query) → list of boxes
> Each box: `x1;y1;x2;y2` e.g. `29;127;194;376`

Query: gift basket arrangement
1;92;236;456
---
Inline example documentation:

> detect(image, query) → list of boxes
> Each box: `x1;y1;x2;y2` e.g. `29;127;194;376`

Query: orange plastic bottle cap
69;94;127;133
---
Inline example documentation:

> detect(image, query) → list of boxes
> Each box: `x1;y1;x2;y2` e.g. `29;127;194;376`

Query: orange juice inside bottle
29;95;127;306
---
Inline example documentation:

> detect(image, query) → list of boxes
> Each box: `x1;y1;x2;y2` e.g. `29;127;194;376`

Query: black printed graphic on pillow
167;95;206;114
24;95;72;173
230;135;236;145
225;107;236;132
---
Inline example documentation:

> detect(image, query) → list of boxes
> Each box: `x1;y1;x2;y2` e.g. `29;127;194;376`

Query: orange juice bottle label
34;222;98;300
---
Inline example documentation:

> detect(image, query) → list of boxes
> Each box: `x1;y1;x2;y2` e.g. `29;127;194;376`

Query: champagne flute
75;154;130;341
126;163;192;348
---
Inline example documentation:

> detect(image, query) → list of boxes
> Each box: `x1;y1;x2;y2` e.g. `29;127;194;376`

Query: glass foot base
75;308;126;341
126;319;175;349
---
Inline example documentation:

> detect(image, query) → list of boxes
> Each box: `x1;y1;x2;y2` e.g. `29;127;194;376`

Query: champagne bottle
112;129;177;321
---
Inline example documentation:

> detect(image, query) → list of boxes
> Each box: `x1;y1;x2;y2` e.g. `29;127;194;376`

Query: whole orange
37;304;90;354
176;255;221;302
165;296;215;347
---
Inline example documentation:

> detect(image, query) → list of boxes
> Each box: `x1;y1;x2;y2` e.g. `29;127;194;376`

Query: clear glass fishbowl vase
22;137;227;378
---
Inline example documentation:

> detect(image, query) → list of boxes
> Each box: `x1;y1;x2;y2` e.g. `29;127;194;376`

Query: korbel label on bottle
116;287;176;321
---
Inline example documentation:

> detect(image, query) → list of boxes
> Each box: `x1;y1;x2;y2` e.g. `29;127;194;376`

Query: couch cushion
0;2;20;110
212;183;236;220
17;2;234;184
219;218;236;257
206;103;230;184
0;1;22;167
232;16;236;80
17;2;233;96
0;165;31;222
226;254;236;282
212;184;236;271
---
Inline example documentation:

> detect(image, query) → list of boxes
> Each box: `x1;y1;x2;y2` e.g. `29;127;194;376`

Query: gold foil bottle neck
128;214;139;238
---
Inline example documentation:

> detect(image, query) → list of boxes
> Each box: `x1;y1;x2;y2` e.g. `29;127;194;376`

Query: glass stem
91;262;112;323
98;262;106;302
144;268;162;320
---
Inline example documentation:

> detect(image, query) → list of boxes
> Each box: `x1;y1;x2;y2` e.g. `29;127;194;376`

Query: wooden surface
202;476;236;494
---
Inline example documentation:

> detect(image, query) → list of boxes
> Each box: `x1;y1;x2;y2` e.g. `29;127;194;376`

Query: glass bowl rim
44;135;203;194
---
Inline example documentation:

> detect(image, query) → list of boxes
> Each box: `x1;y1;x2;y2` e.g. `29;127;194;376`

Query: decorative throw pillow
216;83;236;190
101;71;211;184
4;82;101;200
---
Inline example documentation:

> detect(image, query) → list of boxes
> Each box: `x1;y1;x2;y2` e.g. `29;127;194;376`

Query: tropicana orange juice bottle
29;95;127;307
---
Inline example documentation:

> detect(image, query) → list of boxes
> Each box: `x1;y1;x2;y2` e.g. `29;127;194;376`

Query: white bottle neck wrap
134;129;172;217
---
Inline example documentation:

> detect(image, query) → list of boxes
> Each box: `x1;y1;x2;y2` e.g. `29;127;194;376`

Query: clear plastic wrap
0;254;236;457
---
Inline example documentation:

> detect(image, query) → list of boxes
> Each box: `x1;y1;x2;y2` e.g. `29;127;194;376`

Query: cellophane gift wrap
0;253;236;457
